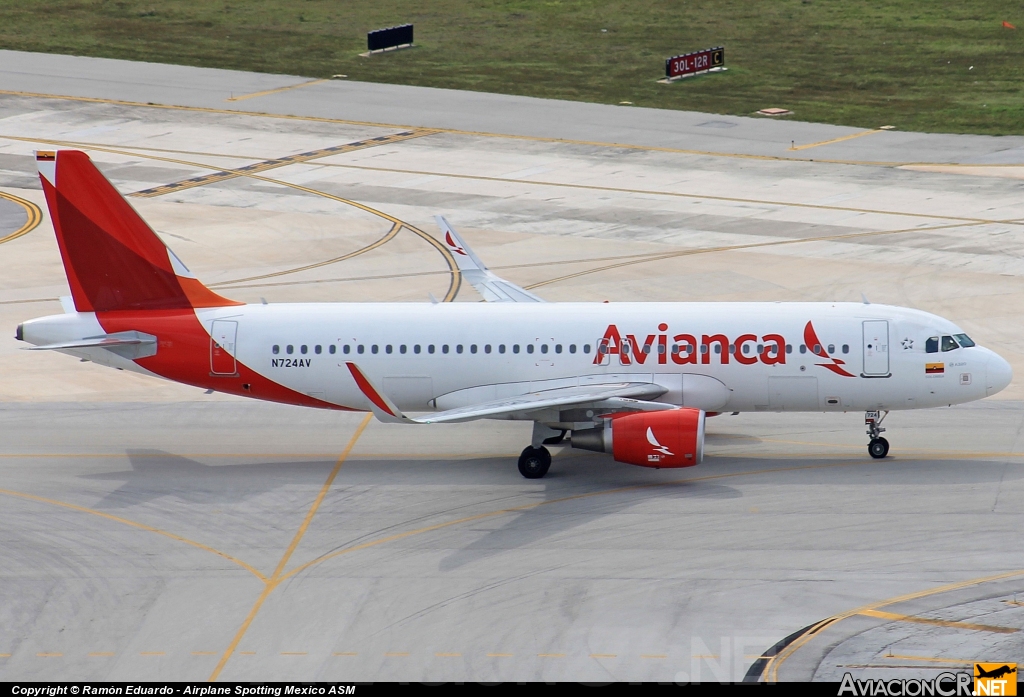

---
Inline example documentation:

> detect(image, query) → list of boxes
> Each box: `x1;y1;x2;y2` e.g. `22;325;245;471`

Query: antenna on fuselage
861;292;871;305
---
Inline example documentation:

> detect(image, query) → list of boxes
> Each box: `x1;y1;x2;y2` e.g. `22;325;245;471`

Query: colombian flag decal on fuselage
925;362;945;375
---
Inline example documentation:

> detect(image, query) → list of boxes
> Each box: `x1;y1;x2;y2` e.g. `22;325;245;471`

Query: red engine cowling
571;408;705;468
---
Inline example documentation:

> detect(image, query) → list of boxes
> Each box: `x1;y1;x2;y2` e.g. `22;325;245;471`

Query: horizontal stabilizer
27;330;157;359
435;216;544;303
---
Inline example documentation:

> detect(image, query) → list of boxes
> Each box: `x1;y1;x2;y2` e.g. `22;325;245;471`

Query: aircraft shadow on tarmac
78;448;1023;572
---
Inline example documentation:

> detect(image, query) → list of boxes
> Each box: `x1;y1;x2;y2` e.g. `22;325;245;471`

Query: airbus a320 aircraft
17;151;1013;478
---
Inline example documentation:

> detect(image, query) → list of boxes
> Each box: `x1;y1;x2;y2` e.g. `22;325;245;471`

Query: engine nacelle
571;408;705;468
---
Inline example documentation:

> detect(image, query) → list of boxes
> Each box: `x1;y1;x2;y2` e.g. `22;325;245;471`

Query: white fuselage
21;301;1012;417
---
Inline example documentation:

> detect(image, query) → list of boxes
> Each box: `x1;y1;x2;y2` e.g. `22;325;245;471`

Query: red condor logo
594;322;855;377
445;231;467;256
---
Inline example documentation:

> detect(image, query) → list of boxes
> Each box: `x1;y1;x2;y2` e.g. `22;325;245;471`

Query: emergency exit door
210;320;238;375
862;320;889;377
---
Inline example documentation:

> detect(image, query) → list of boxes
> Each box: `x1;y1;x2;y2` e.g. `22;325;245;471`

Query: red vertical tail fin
36;150;241;312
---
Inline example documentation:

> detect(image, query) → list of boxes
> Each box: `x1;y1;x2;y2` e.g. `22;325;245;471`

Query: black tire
518;446;551;479
868;437;889;459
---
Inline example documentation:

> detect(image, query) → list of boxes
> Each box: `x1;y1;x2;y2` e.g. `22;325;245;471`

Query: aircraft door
211;320;238;375
862;320;890;376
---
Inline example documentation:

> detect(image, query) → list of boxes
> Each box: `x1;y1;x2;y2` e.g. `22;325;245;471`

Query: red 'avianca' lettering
594;324;786;367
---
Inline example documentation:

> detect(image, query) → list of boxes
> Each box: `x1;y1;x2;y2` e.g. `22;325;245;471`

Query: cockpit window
941;335;959;352
954;333;975;348
926;337;939;353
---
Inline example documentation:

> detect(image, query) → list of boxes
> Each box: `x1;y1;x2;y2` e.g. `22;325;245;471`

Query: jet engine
571;408;705;468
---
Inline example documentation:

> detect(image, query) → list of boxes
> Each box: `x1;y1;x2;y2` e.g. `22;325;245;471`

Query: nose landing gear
865;410;889;459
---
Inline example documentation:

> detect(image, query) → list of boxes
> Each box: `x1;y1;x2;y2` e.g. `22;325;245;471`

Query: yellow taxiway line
225;79;329;103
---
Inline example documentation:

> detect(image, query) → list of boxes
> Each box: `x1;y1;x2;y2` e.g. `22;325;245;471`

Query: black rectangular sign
666;46;724;79
368;24;414;51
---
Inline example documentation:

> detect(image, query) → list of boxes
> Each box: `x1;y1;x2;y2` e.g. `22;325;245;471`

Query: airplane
15;150;1014;478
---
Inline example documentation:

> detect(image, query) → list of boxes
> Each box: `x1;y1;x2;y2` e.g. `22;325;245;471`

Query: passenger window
714;345;721;354
343;345;351;354
813;344;822;355
499;344;506;354
757;344;763;354
370;345;378;354
287;345;294;355
527;345;535;354
442;345;449;354
272;345;280;355
513;344;520;354
457;345;464;354
741;344;749;355
358;345;364;354
385;345;393;354
701;345;709;354
555;344;563;354
658;344;666;354
569;344;577;354
329;345;336;355
941;335;958;352
470;345;477;354
400;345;407;354
414;345;421;354
583;344;591;354
315;345;322;355
541;344;549;354
301;345;308;355
827;344;834;354
786;344;792;354
799;345;806;354
926;337;938;353
428;345;436;354
485;344;491;354
842;344;849;354
954;333;975;348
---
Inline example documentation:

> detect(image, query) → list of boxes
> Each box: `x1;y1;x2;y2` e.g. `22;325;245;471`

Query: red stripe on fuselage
95;310;354;410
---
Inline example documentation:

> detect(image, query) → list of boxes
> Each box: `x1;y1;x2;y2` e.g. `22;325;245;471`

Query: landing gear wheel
518;446;551;479
868;437;889;459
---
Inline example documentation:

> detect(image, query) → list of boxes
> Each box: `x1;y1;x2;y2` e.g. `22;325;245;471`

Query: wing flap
345;362;669;424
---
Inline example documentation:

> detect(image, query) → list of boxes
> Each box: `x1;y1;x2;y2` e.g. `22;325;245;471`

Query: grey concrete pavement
3;50;1024;165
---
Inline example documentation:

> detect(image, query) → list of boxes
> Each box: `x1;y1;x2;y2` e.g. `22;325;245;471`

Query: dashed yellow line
226;79;329;102
0;191;43;246
790;129;881;151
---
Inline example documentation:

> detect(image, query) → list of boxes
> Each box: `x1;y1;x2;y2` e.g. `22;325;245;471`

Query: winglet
345;362;415;424
435;216;544;303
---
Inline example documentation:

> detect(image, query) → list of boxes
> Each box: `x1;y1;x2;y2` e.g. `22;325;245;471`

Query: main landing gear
518;446;551;479
865;410;890;459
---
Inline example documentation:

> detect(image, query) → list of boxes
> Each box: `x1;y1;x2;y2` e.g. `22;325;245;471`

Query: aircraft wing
346;362;671;424
436;215;544;303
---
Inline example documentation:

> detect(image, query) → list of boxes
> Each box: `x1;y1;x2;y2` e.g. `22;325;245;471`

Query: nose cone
985;349;1013;397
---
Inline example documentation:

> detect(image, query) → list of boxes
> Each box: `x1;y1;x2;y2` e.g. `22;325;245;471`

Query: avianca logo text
593;322;855;378
593;323;786;366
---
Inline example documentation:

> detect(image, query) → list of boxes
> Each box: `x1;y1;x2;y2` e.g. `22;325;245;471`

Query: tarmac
0;50;1023;682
